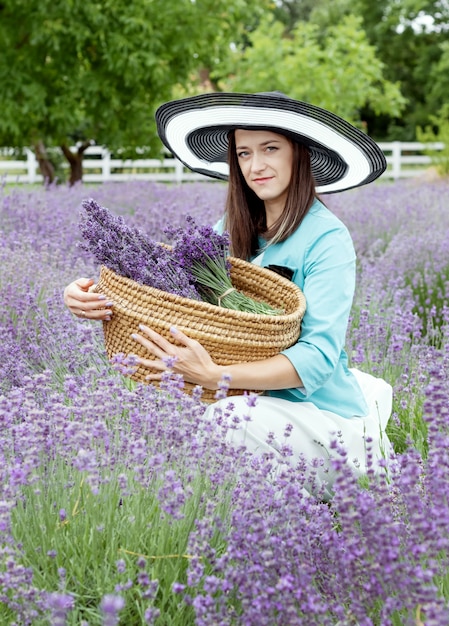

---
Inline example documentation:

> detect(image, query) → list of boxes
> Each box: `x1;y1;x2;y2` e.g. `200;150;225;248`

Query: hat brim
156;92;386;194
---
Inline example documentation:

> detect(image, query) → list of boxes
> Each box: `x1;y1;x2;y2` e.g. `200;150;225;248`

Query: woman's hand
131;324;222;389
63;278;113;321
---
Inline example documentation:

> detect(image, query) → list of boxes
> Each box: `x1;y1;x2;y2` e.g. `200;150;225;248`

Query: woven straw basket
94;257;306;402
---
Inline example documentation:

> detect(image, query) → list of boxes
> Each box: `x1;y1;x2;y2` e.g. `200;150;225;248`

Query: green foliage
272;0;325;31
0;0;269;158
428;41;449;114
215;14;406;126
300;0;449;140
348;0;449;139
417;104;449;176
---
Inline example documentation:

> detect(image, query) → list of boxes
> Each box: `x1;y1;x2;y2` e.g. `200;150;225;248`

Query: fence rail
0;142;445;185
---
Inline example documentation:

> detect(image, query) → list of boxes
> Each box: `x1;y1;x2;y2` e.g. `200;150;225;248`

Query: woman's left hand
131;324;222;389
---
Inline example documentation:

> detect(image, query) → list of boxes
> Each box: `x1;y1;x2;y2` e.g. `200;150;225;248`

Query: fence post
391;141;402;180
175;159;183;183
25;148;38;184
102;148;111;181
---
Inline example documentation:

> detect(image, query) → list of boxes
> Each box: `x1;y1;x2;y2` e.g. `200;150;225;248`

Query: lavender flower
79;199;199;299
111;352;139;377
46;592;74;626
80;204;280;314
3;180;449;624
100;594;124;626
168;215;281;314
144;606;161;624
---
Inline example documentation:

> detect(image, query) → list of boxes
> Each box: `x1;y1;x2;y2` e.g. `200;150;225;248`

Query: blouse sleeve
281;223;356;397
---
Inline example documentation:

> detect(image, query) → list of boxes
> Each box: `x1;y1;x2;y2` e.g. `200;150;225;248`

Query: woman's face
234;129;294;212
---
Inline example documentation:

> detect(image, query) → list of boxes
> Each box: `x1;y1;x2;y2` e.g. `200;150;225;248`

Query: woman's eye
237;151;249;158
266;145;277;152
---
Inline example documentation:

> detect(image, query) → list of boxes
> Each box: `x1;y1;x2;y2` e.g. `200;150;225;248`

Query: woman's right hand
63;278;113;321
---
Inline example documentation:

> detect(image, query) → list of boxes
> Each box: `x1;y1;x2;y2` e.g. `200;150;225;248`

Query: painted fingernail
97;295;106;300
170;326;178;334
139;323;145;331
106;302;114;307
131;333;138;340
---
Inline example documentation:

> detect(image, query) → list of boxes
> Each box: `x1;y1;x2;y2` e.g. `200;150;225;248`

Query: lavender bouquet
78;199;199;300
167;216;280;315
79;200;280;315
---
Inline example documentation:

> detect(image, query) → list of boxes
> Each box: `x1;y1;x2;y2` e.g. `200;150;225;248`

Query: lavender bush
1;178;449;624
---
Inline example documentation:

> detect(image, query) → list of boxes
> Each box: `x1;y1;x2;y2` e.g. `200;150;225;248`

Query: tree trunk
34;141;55;184
61;141;91;185
198;67;220;91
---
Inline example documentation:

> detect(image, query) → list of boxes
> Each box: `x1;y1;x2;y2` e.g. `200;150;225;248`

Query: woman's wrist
203;355;302;392
206;364;229;390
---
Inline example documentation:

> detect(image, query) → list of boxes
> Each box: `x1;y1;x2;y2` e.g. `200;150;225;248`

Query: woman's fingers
64;278;113;321
168;325;194;346
63;278;94;303
130;326;174;361
71;297;113;320
80;305;113;321
130;326;189;384
136;324;196;350
130;324;220;388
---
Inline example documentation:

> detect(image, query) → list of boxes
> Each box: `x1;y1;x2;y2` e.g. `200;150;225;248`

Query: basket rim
97;257;306;323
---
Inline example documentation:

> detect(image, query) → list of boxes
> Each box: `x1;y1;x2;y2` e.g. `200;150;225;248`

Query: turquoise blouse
217;198;369;419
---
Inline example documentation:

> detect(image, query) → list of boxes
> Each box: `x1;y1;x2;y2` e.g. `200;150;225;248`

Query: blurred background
0;0;448;184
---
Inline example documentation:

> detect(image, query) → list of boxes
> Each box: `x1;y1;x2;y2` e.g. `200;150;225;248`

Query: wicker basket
94;257;306;402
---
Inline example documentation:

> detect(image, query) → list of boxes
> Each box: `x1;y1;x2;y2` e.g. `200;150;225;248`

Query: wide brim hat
155;92;387;194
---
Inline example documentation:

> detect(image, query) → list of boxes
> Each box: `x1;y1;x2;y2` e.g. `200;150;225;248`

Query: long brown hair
224;131;317;259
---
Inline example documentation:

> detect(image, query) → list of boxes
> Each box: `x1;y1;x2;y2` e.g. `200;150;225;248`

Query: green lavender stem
191;257;282;315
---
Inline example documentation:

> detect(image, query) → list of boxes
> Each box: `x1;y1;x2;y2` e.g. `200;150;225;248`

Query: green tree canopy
215;14;406;132
271;0;323;30
309;0;449;139
0;0;269;182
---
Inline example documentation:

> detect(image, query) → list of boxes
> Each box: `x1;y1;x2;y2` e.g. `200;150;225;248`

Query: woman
64;92;392;496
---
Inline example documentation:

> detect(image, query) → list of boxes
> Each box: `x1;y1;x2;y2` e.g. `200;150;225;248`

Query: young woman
64;92;393;496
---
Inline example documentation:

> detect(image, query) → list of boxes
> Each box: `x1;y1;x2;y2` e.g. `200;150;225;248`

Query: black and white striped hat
155;92;386;194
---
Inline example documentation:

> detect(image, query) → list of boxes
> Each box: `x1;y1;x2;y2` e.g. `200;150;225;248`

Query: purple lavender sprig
167;216;281;315
78;199;200;299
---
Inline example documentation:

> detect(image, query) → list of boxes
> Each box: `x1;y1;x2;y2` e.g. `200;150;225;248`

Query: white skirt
203;369;393;498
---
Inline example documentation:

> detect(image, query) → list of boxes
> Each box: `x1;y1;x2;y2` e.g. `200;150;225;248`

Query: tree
271;0;326;31
0;0;269;183
339;0;449;139
417;103;449;177
214;15;406;131
427;40;449;114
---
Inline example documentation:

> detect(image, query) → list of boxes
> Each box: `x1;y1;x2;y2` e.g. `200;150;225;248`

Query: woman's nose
250;152;266;172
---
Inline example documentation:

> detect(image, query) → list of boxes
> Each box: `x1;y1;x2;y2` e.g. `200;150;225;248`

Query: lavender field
1;179;449;625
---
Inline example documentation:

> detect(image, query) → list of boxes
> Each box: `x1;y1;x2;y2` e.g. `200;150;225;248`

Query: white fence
0;142;445;185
